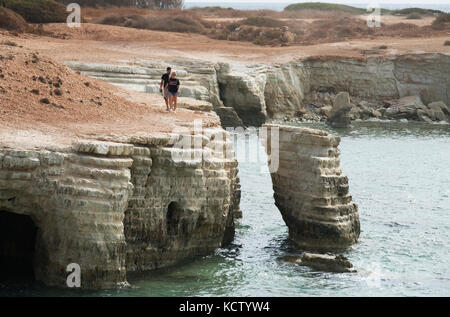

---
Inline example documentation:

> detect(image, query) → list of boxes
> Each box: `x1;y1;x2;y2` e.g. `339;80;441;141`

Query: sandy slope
0;44;217;150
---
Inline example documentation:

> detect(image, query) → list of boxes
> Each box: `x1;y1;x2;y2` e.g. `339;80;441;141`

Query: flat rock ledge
282;253;356;273
263;124;360;250
0;127;241;288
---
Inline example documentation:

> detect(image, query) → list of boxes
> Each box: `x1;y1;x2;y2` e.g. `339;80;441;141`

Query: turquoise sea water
1;121;449;297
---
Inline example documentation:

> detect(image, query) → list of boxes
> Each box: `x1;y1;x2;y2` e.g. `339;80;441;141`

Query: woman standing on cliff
166;72;180;113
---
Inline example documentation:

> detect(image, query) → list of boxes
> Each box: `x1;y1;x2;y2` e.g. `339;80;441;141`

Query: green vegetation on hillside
431;13;450;30
4;0;66;23
0;6;29;32
392;8;444;16
190;6;235;12
284;2;367;14
284;2;445;16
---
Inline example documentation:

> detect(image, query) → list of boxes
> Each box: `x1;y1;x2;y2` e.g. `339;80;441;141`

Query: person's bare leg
165;98;169;111
173;96;178;113
169;95;174;111
164;89;170;111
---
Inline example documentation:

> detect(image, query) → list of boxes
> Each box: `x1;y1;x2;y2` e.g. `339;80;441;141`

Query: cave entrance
166;202;189;237
0;210;37;283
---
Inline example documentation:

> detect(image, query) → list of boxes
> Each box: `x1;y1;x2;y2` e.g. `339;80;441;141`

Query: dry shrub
99;11;209;34
4;0;66;23
432;13;450;30
336;27;356;38
280;9;352;20
406;13;422;19
309;29;328;40
241;16;287;28
90;6;449;47
0;6;29;32
301;17;370;43
140;15;207;34
386;22;419;31
224;25;292;46
190;7;257;18
1;40;18;46
83;6;150;22
381;23;421;37
208;14;298;46
98;14;127;26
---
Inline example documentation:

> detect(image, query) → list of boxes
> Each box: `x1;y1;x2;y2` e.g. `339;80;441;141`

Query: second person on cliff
166;72;180;113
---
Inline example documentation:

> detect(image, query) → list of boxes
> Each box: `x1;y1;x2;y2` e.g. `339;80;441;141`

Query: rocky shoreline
274;93;450;127
66;53;450;129
263;125;360;250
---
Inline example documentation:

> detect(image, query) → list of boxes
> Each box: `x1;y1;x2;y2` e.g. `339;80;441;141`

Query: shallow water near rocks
1;121;449;297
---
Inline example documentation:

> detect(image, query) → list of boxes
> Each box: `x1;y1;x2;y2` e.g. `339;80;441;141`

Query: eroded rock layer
124;128;241;272
66;53;450;127
263;124;360;250
0;128;240;288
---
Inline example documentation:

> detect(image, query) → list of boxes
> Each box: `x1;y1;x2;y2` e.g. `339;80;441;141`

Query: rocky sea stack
263;124;360;250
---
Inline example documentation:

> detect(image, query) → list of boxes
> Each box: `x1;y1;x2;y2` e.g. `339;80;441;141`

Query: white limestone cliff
263;124;360;250
0;126;241;288
66;53;450;127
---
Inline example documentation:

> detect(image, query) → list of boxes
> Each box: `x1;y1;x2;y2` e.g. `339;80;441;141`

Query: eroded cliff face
239;53;450;123
301;54;450;106
66;53;450;127
123;128;240;272
65;61;243;128
263;124;360;250
0;145;132;288
0;128;240;288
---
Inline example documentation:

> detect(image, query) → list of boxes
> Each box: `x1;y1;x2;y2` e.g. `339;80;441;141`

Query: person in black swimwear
165;72;180;113
160;67;171;111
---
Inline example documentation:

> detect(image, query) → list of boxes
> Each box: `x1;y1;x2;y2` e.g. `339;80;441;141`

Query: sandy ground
1;23;448;66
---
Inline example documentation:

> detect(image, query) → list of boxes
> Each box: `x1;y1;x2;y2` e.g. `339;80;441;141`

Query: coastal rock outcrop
65;61;244;128
426;101;449;122
281;253;356;273
0;128;241;288
327;92;353;128
299;253;356;273
263;124;360;250
216;63;268;126
384;95;427;120
65;53;450;127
